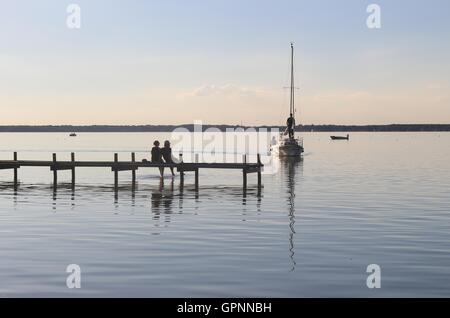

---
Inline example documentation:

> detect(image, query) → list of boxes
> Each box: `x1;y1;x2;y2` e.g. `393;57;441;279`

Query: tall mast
290;42;295;118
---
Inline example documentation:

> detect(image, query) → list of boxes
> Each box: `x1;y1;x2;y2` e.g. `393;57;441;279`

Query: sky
0;0;449;126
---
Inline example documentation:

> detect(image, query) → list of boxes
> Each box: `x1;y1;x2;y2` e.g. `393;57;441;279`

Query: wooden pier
0;152;263;193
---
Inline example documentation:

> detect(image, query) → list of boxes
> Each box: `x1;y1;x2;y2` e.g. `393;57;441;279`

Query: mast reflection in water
280;157;303;272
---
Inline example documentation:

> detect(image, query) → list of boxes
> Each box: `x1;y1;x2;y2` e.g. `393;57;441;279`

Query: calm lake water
0;132;449;297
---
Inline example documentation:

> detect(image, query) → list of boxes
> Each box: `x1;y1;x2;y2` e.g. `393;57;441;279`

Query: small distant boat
330;134;349;140
69;133;77;137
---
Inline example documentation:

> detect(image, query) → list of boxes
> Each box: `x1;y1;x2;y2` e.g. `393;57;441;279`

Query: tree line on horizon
0;124;449;132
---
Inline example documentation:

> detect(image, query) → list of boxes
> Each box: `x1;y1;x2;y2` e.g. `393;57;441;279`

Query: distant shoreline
0;124;449;132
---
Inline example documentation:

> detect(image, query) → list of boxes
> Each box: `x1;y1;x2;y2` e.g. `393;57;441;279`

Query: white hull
271;136;304;157
275;145;303;157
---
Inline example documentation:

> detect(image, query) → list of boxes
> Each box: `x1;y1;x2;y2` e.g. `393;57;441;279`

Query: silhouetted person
151;140;164;178
161;140;175;177
286;113;295;139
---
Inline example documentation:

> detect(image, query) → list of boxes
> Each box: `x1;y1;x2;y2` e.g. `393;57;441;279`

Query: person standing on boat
161;140;176;177
286;113;295;139
151;140;164;178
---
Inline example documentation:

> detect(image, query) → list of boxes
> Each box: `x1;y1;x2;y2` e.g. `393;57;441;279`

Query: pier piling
13;152;18;190
52;153;57;188
114;153;119;192
194;154;199;191
257;154;262;189
179;153;184;187
243;154;248;190
131;152;136;190
71;152;76;190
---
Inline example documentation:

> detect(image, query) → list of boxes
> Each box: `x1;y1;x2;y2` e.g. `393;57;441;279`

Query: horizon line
1;123;450;127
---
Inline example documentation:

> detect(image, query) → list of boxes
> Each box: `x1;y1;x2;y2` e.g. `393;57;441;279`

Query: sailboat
271;43;304;157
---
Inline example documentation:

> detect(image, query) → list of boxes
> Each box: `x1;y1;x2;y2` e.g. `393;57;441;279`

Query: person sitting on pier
161;140;176;177
286;113;295;139
151;140;164;178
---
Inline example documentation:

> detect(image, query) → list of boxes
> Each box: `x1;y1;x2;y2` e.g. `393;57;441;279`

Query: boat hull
276;145;304;157
330;137;348;140
272;137;304;157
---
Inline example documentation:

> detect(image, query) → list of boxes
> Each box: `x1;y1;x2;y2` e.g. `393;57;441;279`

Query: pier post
131;152;136;190
257;154;262;190
71;152;76;190
195;168;199;191
13;152;18;190
114;153;118;192
194;154;199;191
179;153;184;187
52;153;57;188
243;169;247;190
242;154;248;190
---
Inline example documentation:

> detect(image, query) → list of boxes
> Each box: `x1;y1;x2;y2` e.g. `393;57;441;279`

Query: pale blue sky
1;0;449;125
